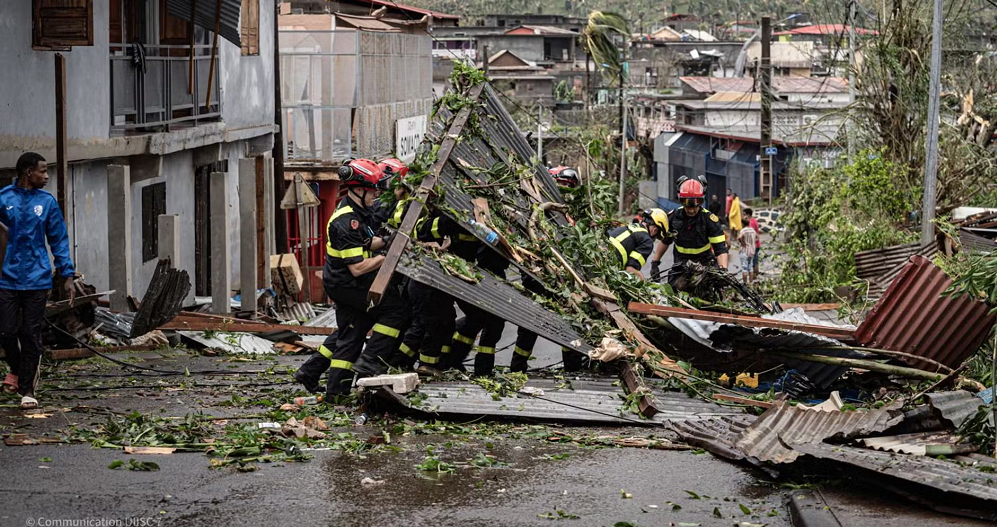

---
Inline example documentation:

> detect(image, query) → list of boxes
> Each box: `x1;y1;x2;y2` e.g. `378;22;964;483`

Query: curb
788;490;842;527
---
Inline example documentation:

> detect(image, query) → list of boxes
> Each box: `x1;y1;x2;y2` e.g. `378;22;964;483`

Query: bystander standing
0;152;75;409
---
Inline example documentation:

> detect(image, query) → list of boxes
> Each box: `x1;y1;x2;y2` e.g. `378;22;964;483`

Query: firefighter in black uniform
321;158;409;396
650;177;729;280
294;158;414;392
607;208;669;278
509;167;582;373
417;212;508;376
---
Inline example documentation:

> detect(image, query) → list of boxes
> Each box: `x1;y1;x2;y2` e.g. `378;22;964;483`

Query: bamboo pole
188;0;197;94
769;350;943;381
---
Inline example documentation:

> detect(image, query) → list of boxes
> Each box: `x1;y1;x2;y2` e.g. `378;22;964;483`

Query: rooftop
679;76;849;94
676;124;840;146
773;24;878;36
504;25;579;36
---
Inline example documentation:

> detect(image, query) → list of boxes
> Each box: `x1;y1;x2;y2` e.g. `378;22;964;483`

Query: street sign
396;115;428;164
765;147;778;156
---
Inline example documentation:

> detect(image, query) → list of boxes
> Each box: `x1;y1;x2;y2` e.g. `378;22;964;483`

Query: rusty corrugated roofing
854;243;921;280
734;399;904;463
854;256;996;370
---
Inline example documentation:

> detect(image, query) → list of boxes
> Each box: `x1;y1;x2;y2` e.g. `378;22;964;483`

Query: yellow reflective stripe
628;224;648;234
389;201;405;227
328;246;364;258
609;237;628;267
326;205;356;256
318;345;335;360
372;324;401;338
329;359;353;371
476;346;495;355
709;234;726;244
441;345;452;354
676;243;712;255
457;234;476;241
629;251;646;268
514;346;532;357
419;354;440;364
453;332;475;345
398;343;415;357
331;205;354;221
431;218;441;239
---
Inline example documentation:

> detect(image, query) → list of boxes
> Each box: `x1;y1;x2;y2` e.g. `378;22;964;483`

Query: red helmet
378;158;409;179
678;179;706;200
339;158;384;188
549;166;580;188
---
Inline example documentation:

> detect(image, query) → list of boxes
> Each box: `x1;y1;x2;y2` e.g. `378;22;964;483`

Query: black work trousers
509;328;538;373
397;280;455;369
295;329;339;392
448;299;505;376
0;289;49;396
325;279;409;396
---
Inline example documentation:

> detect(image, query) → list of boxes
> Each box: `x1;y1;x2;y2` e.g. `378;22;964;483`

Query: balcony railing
110;44;221;133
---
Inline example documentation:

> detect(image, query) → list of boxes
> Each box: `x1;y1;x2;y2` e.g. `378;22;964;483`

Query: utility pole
847;0;857;160
537;103;543;161
922;0;943;245
272;2;288;251
618;42;628;215
759;16;773;203
482;45;490;77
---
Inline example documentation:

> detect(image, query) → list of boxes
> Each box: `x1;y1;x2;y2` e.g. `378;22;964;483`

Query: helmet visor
680;197;703;208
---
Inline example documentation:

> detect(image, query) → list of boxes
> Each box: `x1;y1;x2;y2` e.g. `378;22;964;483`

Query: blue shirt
0;184;75;290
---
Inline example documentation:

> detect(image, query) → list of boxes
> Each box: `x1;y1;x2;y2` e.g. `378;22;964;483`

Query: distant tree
583;11;630;82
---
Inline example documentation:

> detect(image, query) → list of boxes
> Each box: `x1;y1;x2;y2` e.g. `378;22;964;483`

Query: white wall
0;0;111;165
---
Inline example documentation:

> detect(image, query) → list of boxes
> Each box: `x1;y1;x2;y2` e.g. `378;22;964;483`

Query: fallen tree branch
768;350;943;381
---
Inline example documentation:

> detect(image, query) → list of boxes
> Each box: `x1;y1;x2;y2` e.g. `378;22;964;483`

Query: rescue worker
511;168;581;373
607;209;669;279
322;158;409;397
295;158;415;391
416;212;507;376
649;177;729;281
373;158;412;230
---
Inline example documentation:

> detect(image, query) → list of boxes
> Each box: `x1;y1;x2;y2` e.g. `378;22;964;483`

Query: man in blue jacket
0;152;75;409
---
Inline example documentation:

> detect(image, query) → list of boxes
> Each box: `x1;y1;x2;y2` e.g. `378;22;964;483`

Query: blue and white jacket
0;185;75;290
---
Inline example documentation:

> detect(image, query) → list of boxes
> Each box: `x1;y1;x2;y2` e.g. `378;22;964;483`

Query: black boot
294;354;331;393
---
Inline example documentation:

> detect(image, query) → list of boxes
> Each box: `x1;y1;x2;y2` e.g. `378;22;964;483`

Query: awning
166;0;242;47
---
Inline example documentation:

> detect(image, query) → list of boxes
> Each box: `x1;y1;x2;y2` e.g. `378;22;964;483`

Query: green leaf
713;507;722;518
683;490;702;500
108;460;124;469
739;504;752;515
39;457;52;462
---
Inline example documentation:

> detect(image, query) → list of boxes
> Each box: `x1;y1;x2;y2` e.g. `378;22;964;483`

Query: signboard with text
396;115;427;164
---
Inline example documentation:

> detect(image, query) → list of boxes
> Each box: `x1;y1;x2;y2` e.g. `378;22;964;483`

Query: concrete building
0;0;277;306
282;0;459;27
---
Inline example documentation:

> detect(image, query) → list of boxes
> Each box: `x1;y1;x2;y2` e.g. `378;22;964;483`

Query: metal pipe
921;0;943;246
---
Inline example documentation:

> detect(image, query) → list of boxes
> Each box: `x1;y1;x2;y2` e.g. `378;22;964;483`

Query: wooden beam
626;303;857;342
204;0;222;110
712;394;774;409
158;314;335;335
367;83;486;306
55;53;68;221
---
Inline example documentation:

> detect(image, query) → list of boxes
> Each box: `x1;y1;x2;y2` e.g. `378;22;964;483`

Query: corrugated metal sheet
925;391;987;429
179;331;276;355
855;256;996;370
793;442;997;521
865;246;939;301
397;251;592;353
304;306;337;328
665;308;853;388
679;76;848;94
858;431;978;456
278;302;316;324
166;0;241;47
959;228;997;254
735;399;904;463
375;376;741;425
94;308;136;340
671;415;757;461
854;243;921;280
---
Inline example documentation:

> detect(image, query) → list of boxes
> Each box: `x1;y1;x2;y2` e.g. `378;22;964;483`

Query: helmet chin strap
348;187;371;208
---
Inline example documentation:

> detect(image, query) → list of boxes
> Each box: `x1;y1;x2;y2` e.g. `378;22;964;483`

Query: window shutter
241;0;260;56
33;0;94;49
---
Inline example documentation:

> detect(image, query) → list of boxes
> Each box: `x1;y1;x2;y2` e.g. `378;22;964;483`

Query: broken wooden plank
626;303;857;341
367;83;486;307
713;394;774;409
45;291;114;317
591;299;684;373
158;314;335;335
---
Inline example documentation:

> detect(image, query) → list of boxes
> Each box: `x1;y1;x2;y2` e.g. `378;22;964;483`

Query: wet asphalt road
0;437;790;527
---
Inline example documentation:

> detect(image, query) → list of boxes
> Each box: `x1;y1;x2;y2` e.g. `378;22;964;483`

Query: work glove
650;260;661;280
